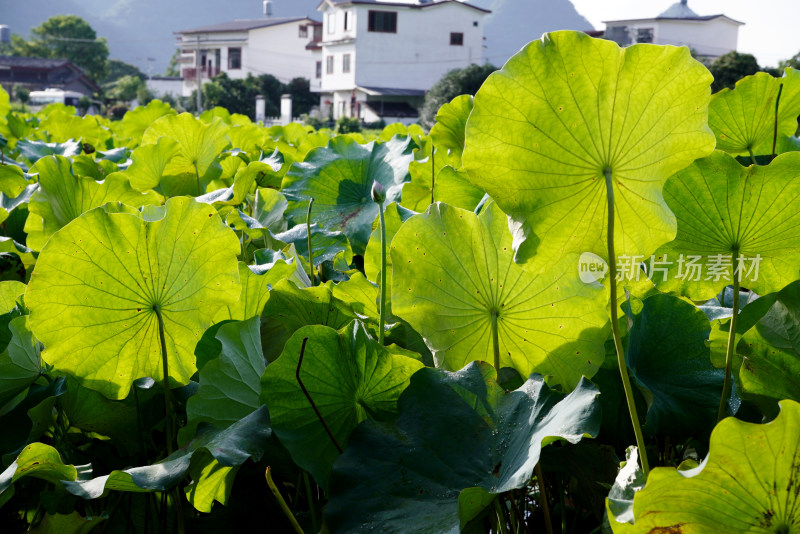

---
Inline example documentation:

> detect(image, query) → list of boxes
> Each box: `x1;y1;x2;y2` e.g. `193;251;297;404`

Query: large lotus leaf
709;69;800;156
226;188;288;242
650;151;800;299
15;139;82;165
401;150;485;212
0;237;36;271
429;94;473;162
0;442;81;507
325;361;601;533
331;272;380;321
463;31;715;274
25;197;241;399
391;201;608;389
610;399;800;533
736;281;800;403
0;316;41;413
0;86;8;130
196;161;272;207
141;112;230;180
261;321;424;490
214;260;294;323
181;317;265;443
113;99;176;147
23;155;161;251
63;406;270;499
281;135;416;254
28;511;105;533
0;281;25;314
119;137;180;191
260;278;356;361
624;294;722;436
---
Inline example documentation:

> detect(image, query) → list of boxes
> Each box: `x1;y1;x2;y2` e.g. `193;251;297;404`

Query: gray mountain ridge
0;0;594;75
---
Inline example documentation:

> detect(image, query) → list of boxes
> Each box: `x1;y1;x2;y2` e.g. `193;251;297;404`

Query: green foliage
0;29;798;534
198;73;316;120
11;86;29;106
708;51;761;93
102;59;146;85
420;63;497;127
335;116;361;133
106;74;143;102
10;15;109;83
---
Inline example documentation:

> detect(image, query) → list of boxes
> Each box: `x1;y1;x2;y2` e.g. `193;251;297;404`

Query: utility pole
196;35;203;113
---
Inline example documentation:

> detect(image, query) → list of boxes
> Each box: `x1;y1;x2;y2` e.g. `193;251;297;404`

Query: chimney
263;0;273;18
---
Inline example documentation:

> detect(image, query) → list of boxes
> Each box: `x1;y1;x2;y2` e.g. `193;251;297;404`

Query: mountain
0;0;594;74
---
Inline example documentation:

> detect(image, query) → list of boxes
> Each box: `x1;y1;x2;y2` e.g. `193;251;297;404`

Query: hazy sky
570;0;800;67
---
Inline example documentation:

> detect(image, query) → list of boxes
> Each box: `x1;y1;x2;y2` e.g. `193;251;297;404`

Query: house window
299;25;308;38
228;47;241;70
343;53;351;73
344;11;352;31
450;32;464;46
636;28;654;43
326;55;334;74
316;61;322;78
327;13;336;34
368;10;397;33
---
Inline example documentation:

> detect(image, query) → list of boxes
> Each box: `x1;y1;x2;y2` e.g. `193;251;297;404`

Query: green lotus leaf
430;94;473;162
182;317;265;443
27;510;105;533
0;86;8;131
463;30;715;273
259;279;356;362
331;271;379;321
736;281;800;403
604;446;646;530
214;260;294;323
0;236;37;271
120;137;180;191
26;196;241;400
0;281;25;314
391;201;609;389
196;161;270;207
62;406;270;499
0;183;37;226
325;361;601;533
23;155;161;251
70;154;119;182
184;452;240;513
0;164;34;198
401;151;484;212
15;140;82;165
650;151;800;299
0;442;81;507
0;317;41;413
272;223;353;267
709;68;800;156
610;399;800;533
281;135;416;254
226;123;271;156
624;294;722;436
141;112;230;182
39;110;111;149
364;202;416;286
112;99;176;147
261;320;423;490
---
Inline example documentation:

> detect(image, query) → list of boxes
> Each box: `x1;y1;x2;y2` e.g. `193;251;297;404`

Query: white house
174;17;322;98
602;0;743;63
316;0;490;124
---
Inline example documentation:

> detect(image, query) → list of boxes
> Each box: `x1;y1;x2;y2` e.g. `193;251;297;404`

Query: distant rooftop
176;17;309;34
659;0;698;18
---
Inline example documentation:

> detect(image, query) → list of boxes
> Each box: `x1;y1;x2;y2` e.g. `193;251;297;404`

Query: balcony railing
181;66;221;81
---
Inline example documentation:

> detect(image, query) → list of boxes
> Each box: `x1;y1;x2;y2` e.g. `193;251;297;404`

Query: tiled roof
177;17;309;34
318;0;490;14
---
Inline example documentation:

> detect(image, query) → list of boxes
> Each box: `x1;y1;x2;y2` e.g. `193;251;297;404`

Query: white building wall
654;19;739;58
246;22;319;83
352;4;484;91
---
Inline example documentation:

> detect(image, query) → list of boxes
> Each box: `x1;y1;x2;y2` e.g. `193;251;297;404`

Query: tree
13;85;30;106
11;15;109;83
103;59;146;85
708;51;760;92
779;51;800;71
107;75;143;102
165;49;182;77
420;63;497;127
285;77;317;117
